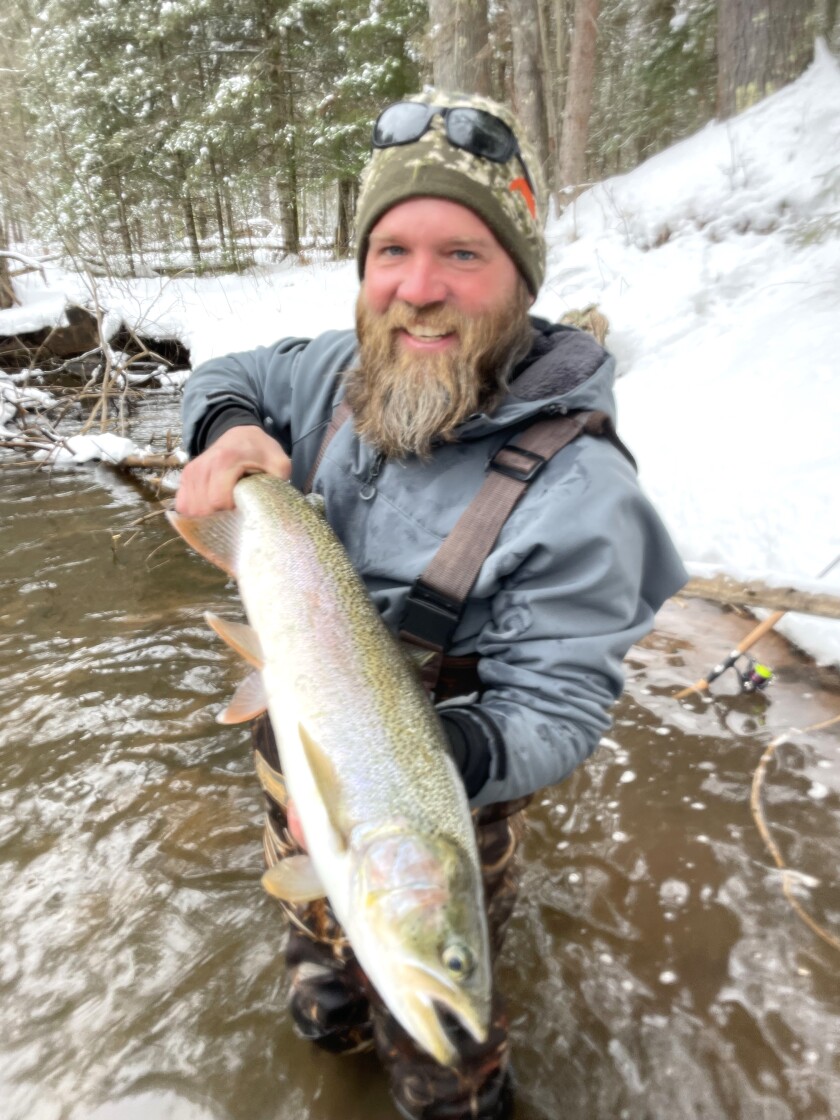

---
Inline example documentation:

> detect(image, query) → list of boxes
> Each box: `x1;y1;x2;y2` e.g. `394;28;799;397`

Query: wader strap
303;397;353;494
303;397;627;694
400;409;622;690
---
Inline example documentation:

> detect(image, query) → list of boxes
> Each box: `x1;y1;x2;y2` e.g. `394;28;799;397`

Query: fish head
352;826;491;1066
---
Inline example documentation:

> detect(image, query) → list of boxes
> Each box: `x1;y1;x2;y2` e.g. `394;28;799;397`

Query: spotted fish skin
167;474;490;1066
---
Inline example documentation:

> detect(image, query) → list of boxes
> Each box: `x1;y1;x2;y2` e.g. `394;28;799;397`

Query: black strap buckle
489;444;547;483
400;580;462;650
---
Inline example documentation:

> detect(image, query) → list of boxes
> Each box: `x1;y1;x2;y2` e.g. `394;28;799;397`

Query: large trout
167;473;490;1065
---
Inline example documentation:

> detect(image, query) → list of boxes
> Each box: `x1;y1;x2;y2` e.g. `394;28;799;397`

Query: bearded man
176;92;686;1120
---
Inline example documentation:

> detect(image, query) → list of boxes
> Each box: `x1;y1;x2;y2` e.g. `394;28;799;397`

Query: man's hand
175;425;292;516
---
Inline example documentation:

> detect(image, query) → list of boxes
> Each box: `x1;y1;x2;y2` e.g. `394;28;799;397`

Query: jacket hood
454;317;616;440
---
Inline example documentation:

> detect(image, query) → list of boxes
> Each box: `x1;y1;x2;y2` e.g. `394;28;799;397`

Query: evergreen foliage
14;0;425;271
0;0;828;271
589;0;717;177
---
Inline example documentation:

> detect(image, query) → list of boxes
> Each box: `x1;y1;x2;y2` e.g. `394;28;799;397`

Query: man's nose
395;256;448;307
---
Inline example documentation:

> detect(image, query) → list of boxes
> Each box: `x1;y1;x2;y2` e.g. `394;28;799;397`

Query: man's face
346;198;533;459
363;197;523;334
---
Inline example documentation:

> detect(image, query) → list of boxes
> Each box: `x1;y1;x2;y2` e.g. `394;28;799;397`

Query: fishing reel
733;656;774;693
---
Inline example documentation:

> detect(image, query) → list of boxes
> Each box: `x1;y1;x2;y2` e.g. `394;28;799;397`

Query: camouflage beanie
355;91;546;297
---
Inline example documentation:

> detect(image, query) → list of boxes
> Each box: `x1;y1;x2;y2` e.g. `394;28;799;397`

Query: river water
1;399;839;1120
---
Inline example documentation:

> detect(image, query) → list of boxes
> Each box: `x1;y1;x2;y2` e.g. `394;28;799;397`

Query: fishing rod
675;552;840;700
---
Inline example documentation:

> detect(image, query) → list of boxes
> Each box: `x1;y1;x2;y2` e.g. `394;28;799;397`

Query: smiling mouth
401;328;455;342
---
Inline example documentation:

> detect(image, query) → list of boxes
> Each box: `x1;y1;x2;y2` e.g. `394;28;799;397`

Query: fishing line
749;714;840;954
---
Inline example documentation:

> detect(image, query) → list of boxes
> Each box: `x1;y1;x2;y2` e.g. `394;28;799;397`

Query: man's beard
344;283;533;459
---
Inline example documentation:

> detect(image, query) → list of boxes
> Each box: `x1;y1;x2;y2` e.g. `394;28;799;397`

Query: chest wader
251;400;630;1120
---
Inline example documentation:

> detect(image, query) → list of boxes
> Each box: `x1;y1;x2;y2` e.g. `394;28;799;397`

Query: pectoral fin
166;509;242;578
261;855;326;903
299;723;350;852
253;750;287;806
217;670;267;724
205;613;264;668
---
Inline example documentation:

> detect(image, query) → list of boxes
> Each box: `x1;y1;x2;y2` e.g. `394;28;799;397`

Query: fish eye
442;942;474;979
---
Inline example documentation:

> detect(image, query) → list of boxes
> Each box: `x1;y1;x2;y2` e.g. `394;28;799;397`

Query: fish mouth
394;960;490;1067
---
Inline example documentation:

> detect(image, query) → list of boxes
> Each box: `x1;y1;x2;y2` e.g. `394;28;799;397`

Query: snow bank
535;44;840;667
34;433;187;467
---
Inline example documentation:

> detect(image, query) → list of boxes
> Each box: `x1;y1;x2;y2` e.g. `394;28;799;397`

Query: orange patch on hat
509;177;536;219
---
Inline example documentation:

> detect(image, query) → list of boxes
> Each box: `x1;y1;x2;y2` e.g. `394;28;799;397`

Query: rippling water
1;413;838;1120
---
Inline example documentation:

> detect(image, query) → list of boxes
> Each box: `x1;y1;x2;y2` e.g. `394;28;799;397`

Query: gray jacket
182;319;687;807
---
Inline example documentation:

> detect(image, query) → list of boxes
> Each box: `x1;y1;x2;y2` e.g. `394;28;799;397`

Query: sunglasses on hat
371;101;536;198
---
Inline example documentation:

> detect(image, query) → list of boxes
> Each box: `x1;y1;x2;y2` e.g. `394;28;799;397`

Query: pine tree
587;0;716;179
427;0;492;94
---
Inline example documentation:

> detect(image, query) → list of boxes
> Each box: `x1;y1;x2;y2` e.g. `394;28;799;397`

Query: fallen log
1;302;191;371
0;250;49;286
678;574;840;620
120;453;183;470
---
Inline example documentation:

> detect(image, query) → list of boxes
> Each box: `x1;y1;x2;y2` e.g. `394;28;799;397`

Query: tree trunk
428;0;492;94
547;0;569;200
717;0;817;119
182;195;202;268
195;204;209;243
555;0;568;95
223;186;240;269
208;151;227;253
558;0;599;199
335;176;356;258
181;193;202;269
0;216;14;308
508;0;549;176
174;152;201;268
274;37;301;256
537;0;560;196
278;161;300;256
115;180;136;277
0;255;15;310
133;217;148;270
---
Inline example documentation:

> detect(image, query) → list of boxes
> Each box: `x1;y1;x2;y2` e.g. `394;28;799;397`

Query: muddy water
1;428;839;1120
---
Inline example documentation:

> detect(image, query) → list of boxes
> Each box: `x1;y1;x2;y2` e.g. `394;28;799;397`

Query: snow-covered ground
3;45;839;666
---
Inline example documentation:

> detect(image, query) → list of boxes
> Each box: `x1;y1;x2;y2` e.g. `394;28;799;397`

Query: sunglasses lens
373;102;433;147
446;108;516;163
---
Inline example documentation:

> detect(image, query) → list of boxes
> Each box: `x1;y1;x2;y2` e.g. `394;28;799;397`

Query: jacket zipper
360;453;385;500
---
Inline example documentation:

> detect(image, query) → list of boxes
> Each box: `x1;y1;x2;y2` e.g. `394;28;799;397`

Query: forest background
0;0;837;285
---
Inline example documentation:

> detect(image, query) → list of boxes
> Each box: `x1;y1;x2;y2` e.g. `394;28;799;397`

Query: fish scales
167;473;491;1066
232;477;469;842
